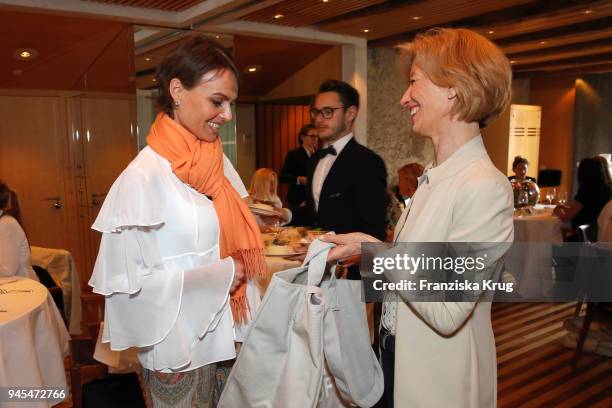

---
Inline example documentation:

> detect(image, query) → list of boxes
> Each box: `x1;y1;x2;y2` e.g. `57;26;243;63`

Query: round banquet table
0;277;70;407
508;206;564;298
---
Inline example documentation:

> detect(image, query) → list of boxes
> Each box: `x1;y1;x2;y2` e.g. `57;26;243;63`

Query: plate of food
265;238;308;256
249;202;282;217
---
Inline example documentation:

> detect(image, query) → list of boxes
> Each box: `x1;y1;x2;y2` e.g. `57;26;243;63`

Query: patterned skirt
142;361;232;408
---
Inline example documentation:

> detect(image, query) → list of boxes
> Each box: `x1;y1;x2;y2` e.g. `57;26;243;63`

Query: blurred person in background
247;168;292;227
280;124;318;226
0;181;38;280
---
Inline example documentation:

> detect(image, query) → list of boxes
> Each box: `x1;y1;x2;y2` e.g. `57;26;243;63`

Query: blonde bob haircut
400;28;512;127
248;168;278;203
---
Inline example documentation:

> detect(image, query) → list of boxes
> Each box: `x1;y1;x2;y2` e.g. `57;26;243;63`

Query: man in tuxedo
279;124;318;226
306;80;388;278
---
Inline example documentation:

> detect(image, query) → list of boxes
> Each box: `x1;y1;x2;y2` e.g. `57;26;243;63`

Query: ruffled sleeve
92;164;165;234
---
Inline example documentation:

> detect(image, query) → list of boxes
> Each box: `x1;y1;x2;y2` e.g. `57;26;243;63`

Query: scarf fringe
230;293;250;326
237;247;267;279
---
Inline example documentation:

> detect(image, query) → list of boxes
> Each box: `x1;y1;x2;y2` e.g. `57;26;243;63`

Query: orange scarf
147;113;265;324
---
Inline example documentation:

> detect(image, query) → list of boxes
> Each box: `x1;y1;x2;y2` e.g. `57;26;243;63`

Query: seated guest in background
509;155;537;184
323;28;514;407
248;168;292;227
554;157;611;235
0;181;38;280
279;124;318;226
386;163;424;241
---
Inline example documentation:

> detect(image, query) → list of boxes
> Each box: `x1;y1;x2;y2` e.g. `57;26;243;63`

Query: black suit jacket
280;147;312;207
306;138;388;241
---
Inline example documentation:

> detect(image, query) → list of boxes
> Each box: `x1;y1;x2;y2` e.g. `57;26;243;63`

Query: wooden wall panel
255;103;312;203
529;76;576;196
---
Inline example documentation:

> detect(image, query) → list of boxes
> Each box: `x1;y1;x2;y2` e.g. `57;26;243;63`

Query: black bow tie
316;145;337;159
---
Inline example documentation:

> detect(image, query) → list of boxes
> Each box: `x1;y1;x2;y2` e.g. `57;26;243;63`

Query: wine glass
546;188;556;205
557;191;568;206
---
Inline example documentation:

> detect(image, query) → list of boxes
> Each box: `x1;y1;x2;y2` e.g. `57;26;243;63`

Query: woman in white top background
0;181;38;281
89;36;266;407
323;28;514;407
247;168;292;227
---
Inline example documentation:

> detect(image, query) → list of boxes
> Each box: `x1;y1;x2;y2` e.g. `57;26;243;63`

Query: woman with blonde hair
247;168;292;226
323;28;514;407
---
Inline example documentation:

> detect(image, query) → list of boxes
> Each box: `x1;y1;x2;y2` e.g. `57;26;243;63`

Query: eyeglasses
309;106;346;119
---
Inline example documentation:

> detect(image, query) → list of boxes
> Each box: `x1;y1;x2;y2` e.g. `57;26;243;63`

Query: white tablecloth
508;206;564;298
30;247;82;334
0;277;70;407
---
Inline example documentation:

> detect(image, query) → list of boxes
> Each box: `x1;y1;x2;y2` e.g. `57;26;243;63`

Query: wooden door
0;94;73;249
79;95;138;283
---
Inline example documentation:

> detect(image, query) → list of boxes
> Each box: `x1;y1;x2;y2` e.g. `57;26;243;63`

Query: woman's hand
320;232;380;263
553;204;567;218
230;257;246;294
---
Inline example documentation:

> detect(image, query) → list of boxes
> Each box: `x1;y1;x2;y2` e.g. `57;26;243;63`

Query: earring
447;94;456;100
174;100;180;108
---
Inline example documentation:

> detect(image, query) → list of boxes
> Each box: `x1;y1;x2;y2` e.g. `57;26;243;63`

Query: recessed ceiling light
152;78;157;82
363;29;371;33
412;16;422;21
145;57;151;61
215;35;220;39
274;14;284;19
509;60;517;64
539;41;547;45
244;65;262;73
13;48;38;61
487;30;495;34
322;0;329;2
584;9;593;14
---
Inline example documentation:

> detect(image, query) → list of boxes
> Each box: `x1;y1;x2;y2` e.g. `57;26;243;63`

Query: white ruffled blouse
89;146;258;373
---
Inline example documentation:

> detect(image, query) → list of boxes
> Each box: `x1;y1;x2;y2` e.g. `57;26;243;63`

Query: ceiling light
215;35;220;39
145;57;151;61
412;16;422;21
584;10;592;14
363;29;371;33
487;30;495;34
274;14;284;19
509;60;517;64
14;48;38;61
539;41;547;45
322;0;329;2
152;78;157;82
244;65;262;74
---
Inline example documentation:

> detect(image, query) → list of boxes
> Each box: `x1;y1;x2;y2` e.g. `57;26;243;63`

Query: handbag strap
302;238;336;286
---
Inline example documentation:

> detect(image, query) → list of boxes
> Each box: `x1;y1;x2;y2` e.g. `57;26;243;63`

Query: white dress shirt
312;133;353;211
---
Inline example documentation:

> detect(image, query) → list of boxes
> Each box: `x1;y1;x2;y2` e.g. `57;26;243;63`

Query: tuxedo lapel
319;138;356;201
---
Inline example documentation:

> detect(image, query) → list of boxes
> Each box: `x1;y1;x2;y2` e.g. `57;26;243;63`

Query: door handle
43;196;62;209
91;192;107;206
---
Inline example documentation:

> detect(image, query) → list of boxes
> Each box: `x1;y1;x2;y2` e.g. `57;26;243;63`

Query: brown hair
400;28;512;127
512;156;529;170
298;124;316;145
156;35;239;117
0;181;24;228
